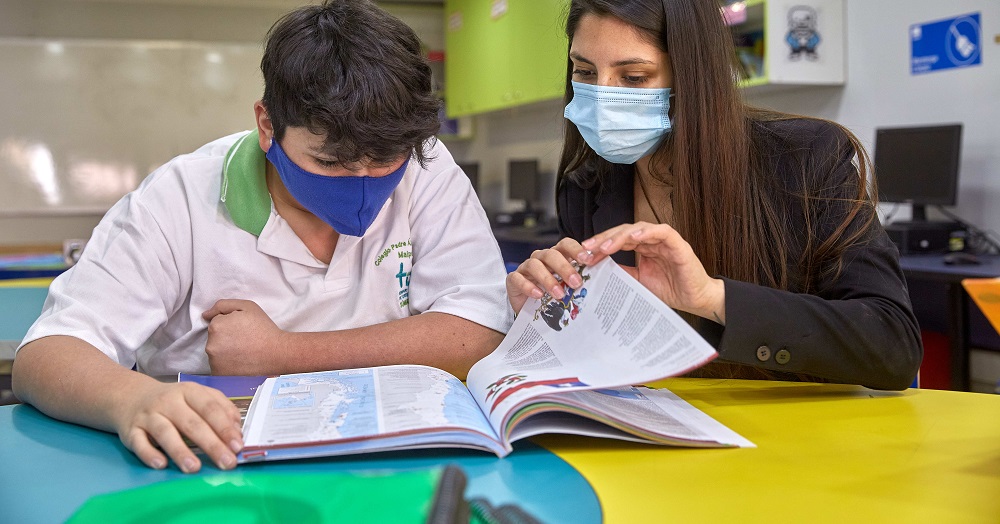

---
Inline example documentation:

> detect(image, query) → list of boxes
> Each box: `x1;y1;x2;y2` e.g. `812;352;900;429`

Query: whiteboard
0;38;264;215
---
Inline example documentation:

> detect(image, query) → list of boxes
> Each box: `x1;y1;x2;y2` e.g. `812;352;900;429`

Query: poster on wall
911;12;982;75
785;5;822;62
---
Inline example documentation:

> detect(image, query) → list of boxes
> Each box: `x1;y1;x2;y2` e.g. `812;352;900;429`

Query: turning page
467;258;718;434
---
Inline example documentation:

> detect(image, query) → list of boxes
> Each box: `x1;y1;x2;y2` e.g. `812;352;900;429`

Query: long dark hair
559;0;877;294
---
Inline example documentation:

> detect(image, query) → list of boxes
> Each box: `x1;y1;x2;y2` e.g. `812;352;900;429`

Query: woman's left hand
579;222;727;324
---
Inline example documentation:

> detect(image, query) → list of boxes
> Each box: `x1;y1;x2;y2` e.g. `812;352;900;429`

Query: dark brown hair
261;0;440;167
559;0;877;294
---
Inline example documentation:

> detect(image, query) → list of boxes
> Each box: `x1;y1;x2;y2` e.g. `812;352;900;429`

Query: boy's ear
253;100;273;152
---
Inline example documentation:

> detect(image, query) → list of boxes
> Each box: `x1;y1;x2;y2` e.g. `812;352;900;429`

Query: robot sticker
786;5;820;61
533;262;591;332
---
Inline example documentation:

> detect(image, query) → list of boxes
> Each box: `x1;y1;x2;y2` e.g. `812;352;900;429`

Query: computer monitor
874;124;962;221
457;162;480;193
508;159;540;212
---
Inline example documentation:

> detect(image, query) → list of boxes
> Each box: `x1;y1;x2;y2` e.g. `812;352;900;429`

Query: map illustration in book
233;258;753;462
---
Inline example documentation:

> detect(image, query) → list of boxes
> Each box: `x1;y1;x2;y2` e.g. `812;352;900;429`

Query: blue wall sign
911;12;982;75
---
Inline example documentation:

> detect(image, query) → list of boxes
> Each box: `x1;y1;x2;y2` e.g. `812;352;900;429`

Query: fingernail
582;239;596;249
577;250;593;263
220;454;236;470
631;229;644;238
529;288;544;299
182;457;198;473
600;239;613;251
151;458;166;469
230;439;243;453
569;275;583;288
550;285;565;299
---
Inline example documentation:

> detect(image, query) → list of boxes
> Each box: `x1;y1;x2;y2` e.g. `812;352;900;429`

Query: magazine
234;258;753;462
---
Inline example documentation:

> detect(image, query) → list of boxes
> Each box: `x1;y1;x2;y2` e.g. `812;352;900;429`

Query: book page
505;386;754;448
467;258;717;435
242;365;499;454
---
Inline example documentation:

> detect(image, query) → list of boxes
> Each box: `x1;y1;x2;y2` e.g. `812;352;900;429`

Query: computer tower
885;221;962;254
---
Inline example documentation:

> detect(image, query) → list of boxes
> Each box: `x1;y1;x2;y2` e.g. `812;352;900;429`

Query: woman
506;0;922;390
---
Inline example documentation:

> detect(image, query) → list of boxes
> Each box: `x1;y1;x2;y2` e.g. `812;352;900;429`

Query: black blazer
557;118;922;390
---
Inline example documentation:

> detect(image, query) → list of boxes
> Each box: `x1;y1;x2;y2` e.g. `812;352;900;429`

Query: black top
557;118;922;390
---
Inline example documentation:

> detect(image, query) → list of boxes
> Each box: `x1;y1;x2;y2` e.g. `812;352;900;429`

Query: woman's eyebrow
569;52;655;67
611;58;655;66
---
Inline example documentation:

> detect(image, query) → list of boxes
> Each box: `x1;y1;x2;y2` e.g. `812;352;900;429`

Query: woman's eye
315;158;340;168
623;75;647;86
572;69;595;78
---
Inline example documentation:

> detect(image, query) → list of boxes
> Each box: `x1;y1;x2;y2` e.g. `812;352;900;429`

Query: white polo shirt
19;131;513;375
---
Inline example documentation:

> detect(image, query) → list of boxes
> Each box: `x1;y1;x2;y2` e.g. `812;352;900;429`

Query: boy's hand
116;381;243;473
203;299;289;375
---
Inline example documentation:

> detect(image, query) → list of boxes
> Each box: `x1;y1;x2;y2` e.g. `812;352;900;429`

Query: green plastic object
68;468;453;524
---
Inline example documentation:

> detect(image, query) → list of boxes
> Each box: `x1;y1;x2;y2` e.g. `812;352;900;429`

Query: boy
12;0;512;474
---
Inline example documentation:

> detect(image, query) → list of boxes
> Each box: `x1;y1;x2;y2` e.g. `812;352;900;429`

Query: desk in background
492;225;561;269
900;254;1000;390
0;250;68;280
3;378;999;522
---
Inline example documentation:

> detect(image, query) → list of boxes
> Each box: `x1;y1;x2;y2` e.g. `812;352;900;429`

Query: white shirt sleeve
406;143;514;334
18;168;193;368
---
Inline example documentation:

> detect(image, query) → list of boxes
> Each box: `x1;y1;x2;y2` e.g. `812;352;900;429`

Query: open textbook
236;258;753;462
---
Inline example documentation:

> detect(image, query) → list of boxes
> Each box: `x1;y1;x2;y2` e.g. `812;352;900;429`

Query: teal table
0;404;601;523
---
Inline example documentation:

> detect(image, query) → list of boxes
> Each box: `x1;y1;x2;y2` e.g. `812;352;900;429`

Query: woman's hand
580;222;727;324
506;237;590;314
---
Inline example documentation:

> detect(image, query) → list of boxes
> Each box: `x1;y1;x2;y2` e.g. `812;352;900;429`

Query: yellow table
536;378;1000;523
0;277;54;288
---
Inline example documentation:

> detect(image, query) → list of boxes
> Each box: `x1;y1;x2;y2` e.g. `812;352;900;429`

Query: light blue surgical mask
563;81;673;165
266;139;409;237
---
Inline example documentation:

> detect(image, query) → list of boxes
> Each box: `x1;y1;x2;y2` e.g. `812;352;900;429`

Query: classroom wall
2;0;997;241
0;0;443;244
447;0;1000;229
440;99;565;216
747;0;1000;228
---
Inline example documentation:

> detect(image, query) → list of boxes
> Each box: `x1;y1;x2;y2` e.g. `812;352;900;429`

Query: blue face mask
265;139;409;237
563;81;673;165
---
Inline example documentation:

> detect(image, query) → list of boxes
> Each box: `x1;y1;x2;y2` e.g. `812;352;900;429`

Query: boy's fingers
186;388;244;453
168;398;238;470
144;414;203;473
124;427;168;470
202;299;251;321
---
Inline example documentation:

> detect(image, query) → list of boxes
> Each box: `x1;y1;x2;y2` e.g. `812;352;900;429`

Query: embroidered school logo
396;262;411;308
533;263;591;332
375;239;413;309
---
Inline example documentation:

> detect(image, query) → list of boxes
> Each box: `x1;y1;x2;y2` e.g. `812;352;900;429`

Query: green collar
221;130;271;236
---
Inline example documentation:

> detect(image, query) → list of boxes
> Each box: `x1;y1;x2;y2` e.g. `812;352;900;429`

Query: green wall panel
445;0;569;117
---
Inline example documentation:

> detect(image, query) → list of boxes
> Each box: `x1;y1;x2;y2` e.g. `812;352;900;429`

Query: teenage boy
12;0;512;474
